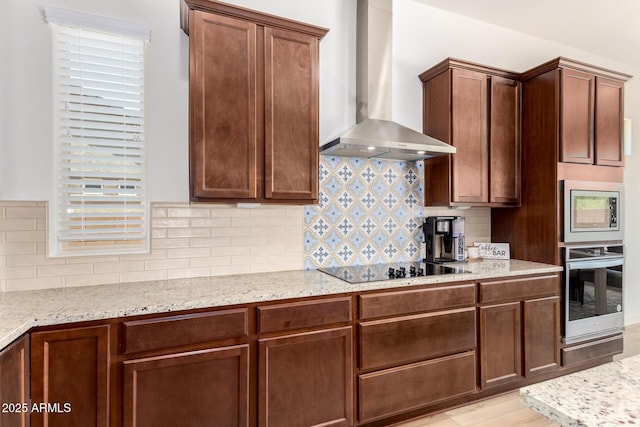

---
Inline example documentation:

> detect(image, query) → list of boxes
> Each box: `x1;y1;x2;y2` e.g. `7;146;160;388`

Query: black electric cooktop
318;261;469;284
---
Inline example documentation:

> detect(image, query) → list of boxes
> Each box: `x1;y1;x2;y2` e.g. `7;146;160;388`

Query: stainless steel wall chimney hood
320;0;455;161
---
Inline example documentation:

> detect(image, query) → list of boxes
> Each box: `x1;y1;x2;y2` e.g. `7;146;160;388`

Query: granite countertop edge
0;259;562;352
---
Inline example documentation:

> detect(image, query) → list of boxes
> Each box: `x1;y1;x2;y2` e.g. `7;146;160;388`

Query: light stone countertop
521;355;640;426
0;259;562;352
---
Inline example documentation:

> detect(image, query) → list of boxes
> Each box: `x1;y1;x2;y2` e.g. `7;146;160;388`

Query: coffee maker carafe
423;216;465;263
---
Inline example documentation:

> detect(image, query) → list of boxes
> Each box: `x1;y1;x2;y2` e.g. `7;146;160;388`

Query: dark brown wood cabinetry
11;271;614;427
0;336;30;427
492;58;630;265
182;0;327;204
479;275;561;390
357;283;477;424
120;308;249;427
259;328;353;427
30;325;110;427
558;63;628;167
123;345;249;427
420;58;521;207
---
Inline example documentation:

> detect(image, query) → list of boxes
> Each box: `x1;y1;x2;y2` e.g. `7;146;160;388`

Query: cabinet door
451;69;488;203
479;302;522;388
123;345;249;427
31;325;110;427
0;336;30;427
264;27;319;201
560;69;594;164
523;296;560;376
190;11;258;199
490;76;521;204
259;327;353;427
595;77;625;166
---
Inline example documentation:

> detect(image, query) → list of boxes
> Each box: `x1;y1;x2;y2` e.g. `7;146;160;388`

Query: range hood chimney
320;0;455;161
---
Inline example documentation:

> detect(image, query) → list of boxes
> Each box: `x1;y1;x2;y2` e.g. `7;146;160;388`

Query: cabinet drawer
257;297;351;334
358;351;476;423
562;334;623;367
359;283;475;320
479;274;560;304
359;308;476;371
123;308;248;354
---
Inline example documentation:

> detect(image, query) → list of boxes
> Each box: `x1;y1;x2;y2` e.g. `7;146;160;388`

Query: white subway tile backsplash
211;227;251;237
210;207;250;218
189;237;231;248
65;273;120;287
5;230;46;243
151;238;190;249
0;219;36;231
167;267;211;280
189;256;232;267
168;207;211;218
37;263;92;278
151;218;190;228
6;277;64;292
167;227;211;238
5;207;46;219
190;218;233;228
145;258;190;271
93;261;146;274
167;247;211;259
119;270;167;283
0;243;37;255
0;266;36;280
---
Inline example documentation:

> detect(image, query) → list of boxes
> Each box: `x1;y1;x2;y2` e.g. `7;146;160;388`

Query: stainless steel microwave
563;180;624;243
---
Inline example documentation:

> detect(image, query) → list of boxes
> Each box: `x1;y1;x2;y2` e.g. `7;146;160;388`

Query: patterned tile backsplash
304;157;425;269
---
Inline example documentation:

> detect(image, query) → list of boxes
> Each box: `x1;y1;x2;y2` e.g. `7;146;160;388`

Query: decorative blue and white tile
303;156;425;269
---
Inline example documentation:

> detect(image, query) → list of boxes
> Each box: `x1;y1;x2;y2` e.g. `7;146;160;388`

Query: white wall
0;0;356;202
392;0;640;325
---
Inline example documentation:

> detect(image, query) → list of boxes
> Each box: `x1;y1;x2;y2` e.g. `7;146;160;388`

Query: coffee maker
423;216;465;263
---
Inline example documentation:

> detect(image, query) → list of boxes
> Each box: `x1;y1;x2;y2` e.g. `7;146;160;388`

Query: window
44;7;151;256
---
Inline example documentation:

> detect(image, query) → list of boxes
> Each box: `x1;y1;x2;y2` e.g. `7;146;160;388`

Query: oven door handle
566;258;624;270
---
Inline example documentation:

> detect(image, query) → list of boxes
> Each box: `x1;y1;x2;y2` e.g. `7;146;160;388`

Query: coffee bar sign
475;243;510;260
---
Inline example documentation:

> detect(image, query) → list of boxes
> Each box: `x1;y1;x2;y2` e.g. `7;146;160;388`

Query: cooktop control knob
398;267;406;278
417;268;424;276
388;267;396;277
409;266;417;276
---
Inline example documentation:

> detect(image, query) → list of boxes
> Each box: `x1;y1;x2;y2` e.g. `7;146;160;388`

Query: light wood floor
393;323;640;427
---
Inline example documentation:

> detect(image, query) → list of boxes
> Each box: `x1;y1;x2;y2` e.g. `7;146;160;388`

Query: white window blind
48;14;149;255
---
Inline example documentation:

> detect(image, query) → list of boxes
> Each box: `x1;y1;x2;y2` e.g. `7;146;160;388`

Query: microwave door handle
566;258;624;270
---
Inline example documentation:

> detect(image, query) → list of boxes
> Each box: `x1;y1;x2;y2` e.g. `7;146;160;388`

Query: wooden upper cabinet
490;76;521;204
451;69;489;204
420;58;520;207
520;58;630;168
183;0;327;203
189;11;257;200
560;68;595;164
595;77;625;166
264;27;319;200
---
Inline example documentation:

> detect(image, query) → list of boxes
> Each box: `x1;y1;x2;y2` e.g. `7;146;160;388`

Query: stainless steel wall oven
564;244;624;344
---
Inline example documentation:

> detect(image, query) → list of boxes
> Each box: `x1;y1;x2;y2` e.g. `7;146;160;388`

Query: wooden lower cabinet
0;336;30;427
30;325;110;427
479;302;523;388
480;294;561;390
358;352;476;423
258;327;353;427
123;345;249;427
524;296;560;376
